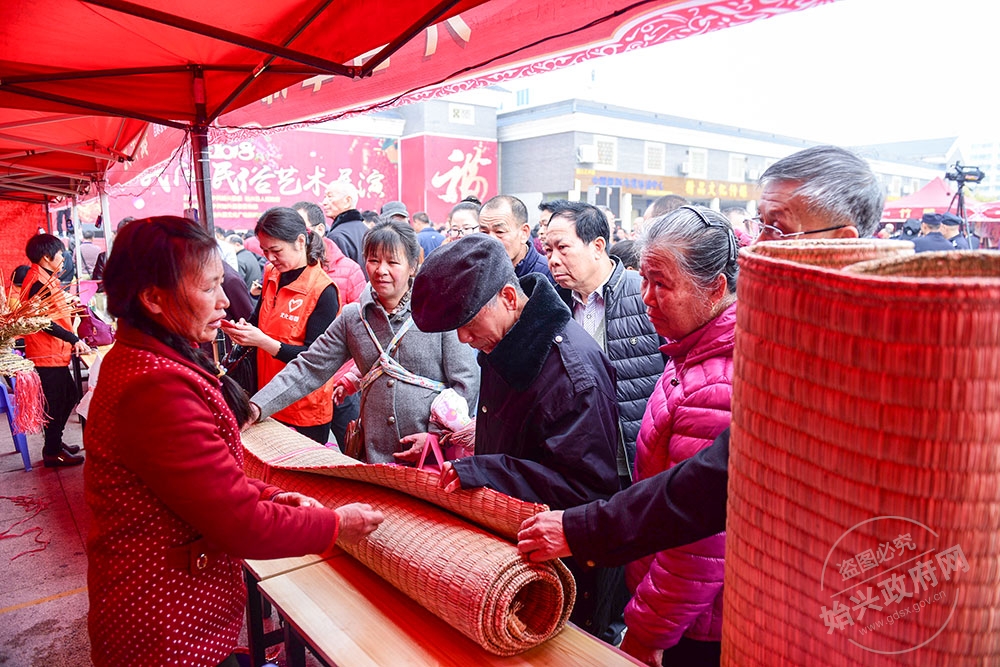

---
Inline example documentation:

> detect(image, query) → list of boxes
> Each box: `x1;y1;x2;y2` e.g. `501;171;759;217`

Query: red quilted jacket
322;236;365;305
625;301;736;649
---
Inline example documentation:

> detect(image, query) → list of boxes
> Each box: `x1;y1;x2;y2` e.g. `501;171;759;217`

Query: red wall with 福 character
400;135;496;226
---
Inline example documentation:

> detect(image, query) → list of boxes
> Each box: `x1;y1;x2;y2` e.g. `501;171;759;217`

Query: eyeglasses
680;205;738;265
447;226;479;238
749;216;851;241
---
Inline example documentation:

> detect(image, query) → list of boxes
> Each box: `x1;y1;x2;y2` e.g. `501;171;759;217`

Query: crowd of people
24;143;976;666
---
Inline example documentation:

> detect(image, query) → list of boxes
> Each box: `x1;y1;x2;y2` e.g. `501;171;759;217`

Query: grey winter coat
252;286;480;463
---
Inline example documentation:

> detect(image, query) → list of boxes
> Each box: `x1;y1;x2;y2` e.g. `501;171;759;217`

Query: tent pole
191;67;215;232
71;197;84;284
191;125;214;232
99;184;114;255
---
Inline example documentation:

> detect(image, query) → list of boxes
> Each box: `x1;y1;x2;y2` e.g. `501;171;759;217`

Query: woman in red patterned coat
84;216;383;667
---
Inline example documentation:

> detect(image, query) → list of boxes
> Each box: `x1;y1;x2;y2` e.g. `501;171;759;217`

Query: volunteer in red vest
221;207;340;444
21;233;92;467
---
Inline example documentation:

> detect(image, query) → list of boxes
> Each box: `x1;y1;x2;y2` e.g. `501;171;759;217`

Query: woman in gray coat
249;221;479;463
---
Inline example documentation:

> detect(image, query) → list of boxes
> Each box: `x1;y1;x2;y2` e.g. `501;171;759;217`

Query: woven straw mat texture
723;241;1000;666
242;421;575;656
242;419;545;539
745;238;914;269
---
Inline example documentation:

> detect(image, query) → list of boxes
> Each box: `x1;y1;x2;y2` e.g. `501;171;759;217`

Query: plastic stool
0;378;31;471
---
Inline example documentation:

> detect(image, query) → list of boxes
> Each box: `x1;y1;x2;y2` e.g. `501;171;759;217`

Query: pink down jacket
625;301;736;649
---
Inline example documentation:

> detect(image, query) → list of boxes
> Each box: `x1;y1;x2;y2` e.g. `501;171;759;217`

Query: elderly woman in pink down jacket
621;205;738;667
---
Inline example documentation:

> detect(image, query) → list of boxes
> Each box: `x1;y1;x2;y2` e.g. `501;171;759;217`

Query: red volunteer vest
20;264;74;367
257;263;338;427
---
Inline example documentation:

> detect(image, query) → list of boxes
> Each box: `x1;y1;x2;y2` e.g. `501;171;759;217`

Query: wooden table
243;553;337;666
257;553;643;667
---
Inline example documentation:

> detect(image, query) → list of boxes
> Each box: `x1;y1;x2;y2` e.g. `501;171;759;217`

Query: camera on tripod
945;162;985;185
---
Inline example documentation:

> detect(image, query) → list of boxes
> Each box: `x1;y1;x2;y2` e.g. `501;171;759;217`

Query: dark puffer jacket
558;258;664;478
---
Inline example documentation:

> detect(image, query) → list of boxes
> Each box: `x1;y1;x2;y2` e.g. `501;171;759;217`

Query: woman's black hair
255;206;325;267
363;220;420;269
103;216;252;424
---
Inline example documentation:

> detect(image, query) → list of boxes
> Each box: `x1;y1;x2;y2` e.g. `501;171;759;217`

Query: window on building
595;136;617;169
645;142;665;175
728;154;747;182
682;148;708;179
889;175;902;198
516;89;529;106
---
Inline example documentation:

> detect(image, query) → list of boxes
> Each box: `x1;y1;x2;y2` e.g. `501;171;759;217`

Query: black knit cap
412;234;514;332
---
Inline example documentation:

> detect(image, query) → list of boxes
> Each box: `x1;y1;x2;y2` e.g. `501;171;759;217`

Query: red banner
401;136;496;223
218;0;833;130
104;131;400;230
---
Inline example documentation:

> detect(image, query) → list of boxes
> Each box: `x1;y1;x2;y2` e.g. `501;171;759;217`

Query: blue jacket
514;241;555;284
417;227;444;259
911;232;954;253
557;258;664;479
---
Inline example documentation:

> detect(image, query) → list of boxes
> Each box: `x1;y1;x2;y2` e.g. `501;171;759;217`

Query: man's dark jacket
451;274;623;636
911;232;954;253
453;274;619;508
557;257;664;480
564;429;730;568
514;241;554;284
326;209;368;278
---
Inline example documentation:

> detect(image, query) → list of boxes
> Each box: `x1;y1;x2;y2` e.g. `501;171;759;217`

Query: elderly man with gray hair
411;233;626;641
322;180;368;277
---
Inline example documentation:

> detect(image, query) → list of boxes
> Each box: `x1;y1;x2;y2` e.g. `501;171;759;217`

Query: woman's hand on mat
516;511;570;561
335;503;384;544
619;634;662;666
393;432;429;463
271;492;324;508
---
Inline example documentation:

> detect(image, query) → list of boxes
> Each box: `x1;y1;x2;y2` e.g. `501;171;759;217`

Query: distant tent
882;177;957;222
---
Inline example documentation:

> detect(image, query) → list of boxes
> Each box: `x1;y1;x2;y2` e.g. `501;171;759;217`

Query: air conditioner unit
678;162;691;176
577;145;598;163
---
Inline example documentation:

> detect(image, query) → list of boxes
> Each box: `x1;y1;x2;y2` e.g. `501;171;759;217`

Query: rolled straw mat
747;238;914;269
724;242;1000;666
242;421;575;656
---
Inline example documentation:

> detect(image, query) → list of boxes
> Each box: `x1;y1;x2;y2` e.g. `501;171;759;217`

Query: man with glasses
517;144;885;570
751;144;883;241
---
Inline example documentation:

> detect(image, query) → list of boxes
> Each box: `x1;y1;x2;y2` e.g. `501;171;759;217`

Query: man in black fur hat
411;233;626;641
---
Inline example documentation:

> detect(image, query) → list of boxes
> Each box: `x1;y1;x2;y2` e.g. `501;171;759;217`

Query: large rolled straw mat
242;420;575;656
724;243;1000;666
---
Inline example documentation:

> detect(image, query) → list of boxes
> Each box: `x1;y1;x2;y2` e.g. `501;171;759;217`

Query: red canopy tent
881;177;958;222
1;0;834;226
0;0;490;227
0;110;146;205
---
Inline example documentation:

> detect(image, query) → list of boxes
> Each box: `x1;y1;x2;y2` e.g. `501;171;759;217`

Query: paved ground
0;415;318;667
0;417;90;666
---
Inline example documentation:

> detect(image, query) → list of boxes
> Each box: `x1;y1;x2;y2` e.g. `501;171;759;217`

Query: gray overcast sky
518;0;1000;146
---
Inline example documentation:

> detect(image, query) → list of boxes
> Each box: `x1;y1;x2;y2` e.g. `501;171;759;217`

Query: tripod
947;180;977;249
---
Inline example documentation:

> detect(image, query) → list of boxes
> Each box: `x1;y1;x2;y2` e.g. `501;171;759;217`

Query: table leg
284;622;307;667
244;567;267;667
